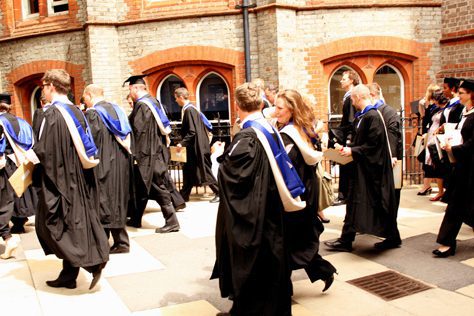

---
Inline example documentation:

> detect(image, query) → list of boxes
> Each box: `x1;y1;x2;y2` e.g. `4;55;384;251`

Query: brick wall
86;0;118;22
440;0;474;79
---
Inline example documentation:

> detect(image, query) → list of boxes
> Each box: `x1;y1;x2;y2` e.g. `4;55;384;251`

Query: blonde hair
277;89;318;138
174;87;189;99
235;82;262;112
425;83;440;104
84;84;104;98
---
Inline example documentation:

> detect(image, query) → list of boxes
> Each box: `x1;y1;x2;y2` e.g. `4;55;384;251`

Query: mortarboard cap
123;74;148;87
460;79;474;91
0;93;11;104
443;77;460;86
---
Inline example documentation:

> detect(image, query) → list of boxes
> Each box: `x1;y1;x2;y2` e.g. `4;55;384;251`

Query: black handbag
417;148;426;163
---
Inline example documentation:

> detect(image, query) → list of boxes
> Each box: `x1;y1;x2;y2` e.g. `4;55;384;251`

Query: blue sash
0;114;33;154
354;104;377;119
54;101;98;157
373;99;385;109
94;103;131;140
138;97;171;129
183;103;213;131
243;120;305;198
446;99;460;109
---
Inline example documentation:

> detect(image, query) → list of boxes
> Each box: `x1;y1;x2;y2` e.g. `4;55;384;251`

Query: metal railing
167;115;424;191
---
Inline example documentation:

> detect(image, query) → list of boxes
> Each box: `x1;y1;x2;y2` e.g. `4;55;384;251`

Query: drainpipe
236;0;256;82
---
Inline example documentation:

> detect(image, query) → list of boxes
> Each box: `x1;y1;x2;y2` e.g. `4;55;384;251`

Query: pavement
1;187;474;315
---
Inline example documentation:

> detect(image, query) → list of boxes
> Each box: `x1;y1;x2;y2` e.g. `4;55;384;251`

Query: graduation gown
346;109;398;238
280;130;336;282
85;102;131;228
211;127;291;316
0;113;37;219
33;104;109;268
32;108;44;142
128;94;168;193
442;110;474;227
0;124;15;238
180;104;216;186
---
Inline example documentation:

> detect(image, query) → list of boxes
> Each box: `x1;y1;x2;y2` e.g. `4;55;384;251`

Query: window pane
159;75;186;122
374;65;402;111
29;0;39;14
51;0;68;13
329;66;352;116
199;74;229;121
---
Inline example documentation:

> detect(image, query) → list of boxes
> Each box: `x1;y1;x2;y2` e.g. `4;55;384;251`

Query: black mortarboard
460;79;474;91
123;74;147;87
0;93;11;104
443;77;460;86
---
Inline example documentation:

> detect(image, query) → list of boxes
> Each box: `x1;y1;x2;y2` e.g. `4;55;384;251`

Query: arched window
328;66;360;118
197;72;230;121
157;74;186;122
30;86;41;121
373;65;404;112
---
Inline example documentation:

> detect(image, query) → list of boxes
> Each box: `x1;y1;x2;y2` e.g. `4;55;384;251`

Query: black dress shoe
175;203;186;211
126;219;142;228
374;240;401;250
155;223;180;233
110;245;130;254
216;313;231;316
209;195;220;203
322;274;334;292
332;199;346;206
317;215;330;224
46;279;77;289
432;247;455;258
324;239;352;252
10;225;26;234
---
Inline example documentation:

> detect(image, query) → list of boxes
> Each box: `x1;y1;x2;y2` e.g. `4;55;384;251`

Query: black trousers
105;228;130;249
56;260;104;282
131;178;173;224
338;164;350;200
436;206;464;247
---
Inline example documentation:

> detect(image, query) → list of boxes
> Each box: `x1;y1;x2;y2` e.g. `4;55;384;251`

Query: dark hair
42;69;71;95
343;70;360;86
432;90;449;105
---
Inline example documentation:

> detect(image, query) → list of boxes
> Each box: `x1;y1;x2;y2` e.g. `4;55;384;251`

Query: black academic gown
32;108;44;142
180;104;217;187
211;128;291;316
437;111;474;246
33;104;109;268
128;94;171;205
1;113;37;219
281;133;336;282
85;102;131;229
0;124;15;239
345;109;398;239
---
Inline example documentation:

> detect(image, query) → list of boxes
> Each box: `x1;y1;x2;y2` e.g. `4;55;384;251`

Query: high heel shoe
429;194;443;202
417;187;432;196
317;215;330;224
432;245;456;258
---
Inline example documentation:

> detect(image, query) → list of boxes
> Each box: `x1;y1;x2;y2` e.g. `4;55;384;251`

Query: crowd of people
0;68;473;315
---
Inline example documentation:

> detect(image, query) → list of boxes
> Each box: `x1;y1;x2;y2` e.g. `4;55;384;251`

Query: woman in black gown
274;89;337;290
433;79;474;257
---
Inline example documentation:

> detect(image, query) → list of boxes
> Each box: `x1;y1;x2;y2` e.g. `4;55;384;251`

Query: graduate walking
34;69;108;290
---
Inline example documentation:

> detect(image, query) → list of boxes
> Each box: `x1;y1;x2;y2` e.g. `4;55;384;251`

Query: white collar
449;96;460;105
52;95;73;105
241;111;264;126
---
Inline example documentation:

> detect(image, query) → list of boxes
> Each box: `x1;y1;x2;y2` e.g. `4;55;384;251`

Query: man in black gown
174;87;219;203
34;69;108;290
83;84;132;253
126;75;180;233
332;70;359;205
211;82;292;316
325;84;399;252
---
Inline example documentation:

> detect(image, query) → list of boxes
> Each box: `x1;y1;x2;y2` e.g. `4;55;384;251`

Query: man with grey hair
83;84;133;253
325;84;399;252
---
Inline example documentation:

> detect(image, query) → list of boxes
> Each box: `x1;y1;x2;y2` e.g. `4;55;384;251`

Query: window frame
327;65;360;120
196;71;231;123
21;0;40;20
47;0;69;16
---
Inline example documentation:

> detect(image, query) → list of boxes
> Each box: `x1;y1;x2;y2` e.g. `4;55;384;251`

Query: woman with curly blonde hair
275;89;337;291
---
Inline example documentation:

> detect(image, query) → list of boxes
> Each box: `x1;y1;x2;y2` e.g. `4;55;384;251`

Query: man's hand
176;143;183;153
334;143;343;151
392;158;398;168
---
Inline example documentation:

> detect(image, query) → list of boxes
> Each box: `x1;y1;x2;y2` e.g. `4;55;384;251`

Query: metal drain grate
347;270;432;301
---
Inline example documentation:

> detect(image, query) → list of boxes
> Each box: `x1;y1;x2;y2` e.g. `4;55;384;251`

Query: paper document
170;146;187;163
8;161;34;197
323;148;353;165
